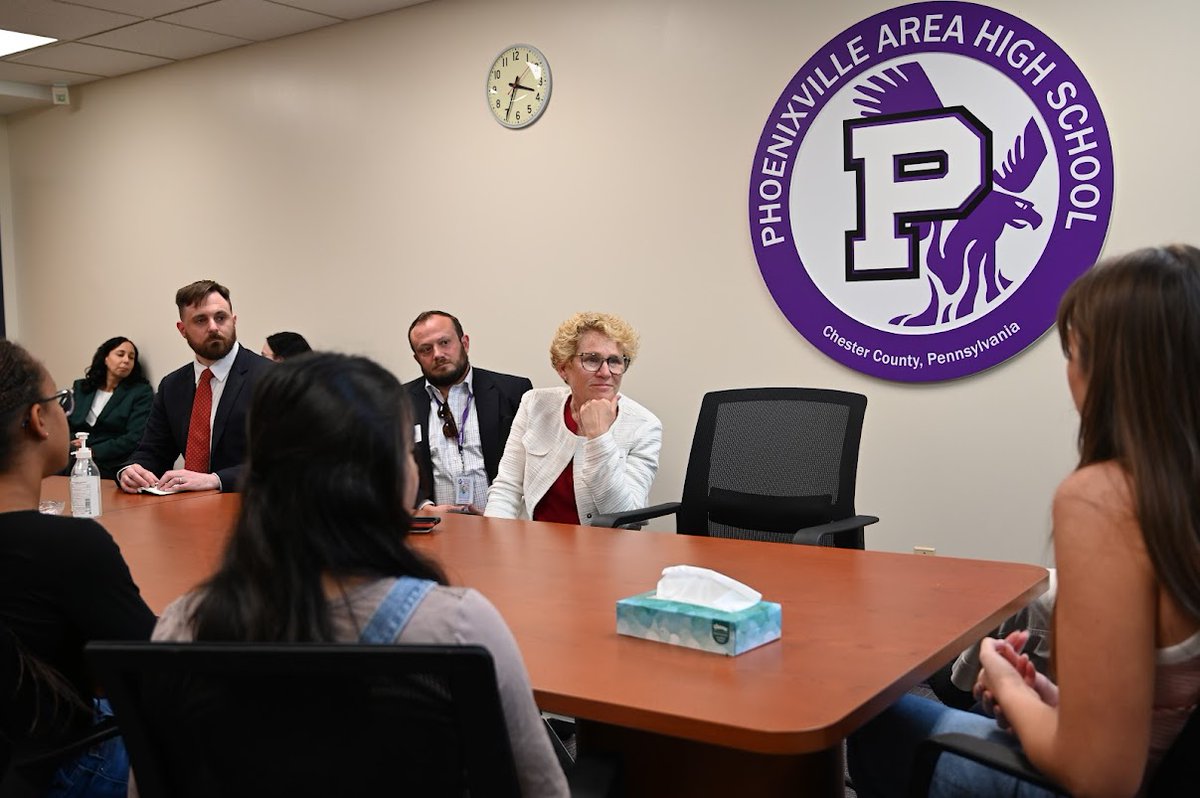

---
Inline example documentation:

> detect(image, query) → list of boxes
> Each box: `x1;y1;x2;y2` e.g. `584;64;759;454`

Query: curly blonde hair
549;312;640;370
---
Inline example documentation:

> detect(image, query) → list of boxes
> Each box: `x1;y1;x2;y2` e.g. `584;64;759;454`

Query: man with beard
118;280;272;493
406;311;532;514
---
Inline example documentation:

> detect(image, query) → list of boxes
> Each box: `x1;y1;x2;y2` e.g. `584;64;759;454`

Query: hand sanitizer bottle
69;433;102;518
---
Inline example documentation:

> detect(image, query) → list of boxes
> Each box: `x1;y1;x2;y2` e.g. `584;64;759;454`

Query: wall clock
486;44;551;129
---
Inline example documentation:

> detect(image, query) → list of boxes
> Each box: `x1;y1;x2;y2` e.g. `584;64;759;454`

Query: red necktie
184;368;214;473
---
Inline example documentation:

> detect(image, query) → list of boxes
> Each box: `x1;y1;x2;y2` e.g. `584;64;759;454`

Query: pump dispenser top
69;432;102;518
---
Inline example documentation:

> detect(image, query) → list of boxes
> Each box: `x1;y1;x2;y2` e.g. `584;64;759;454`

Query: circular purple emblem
749;2;1113;381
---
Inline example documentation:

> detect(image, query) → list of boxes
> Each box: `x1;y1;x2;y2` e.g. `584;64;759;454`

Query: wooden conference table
42;477;1048;796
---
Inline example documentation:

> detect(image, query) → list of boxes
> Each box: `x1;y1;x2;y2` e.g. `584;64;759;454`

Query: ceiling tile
60;0;204;17
162;0;337;41
0;1;140;40
81;19;249;59
271;0;429;21
10;41;171;76
0;60;100;84
0;0;435;105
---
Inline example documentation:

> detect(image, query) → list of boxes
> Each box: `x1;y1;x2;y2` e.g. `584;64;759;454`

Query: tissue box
616;591;782;656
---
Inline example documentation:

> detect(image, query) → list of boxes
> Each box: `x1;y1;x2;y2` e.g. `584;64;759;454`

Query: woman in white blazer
485;312;661;525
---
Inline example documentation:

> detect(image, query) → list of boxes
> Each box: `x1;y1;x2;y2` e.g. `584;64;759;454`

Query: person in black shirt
0;340;155;797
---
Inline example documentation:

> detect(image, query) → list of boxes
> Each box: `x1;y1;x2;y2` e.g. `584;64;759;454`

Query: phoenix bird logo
851;62;1048;326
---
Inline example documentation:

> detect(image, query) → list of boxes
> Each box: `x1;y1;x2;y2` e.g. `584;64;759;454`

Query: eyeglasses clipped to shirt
437;400;459;440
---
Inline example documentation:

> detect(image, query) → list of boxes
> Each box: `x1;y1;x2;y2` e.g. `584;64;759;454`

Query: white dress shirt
192;340;240;431
86;390;113;426
425;368;490;510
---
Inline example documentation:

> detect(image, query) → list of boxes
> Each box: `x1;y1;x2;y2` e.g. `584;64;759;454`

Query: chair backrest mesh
677;388;866;544
708;399;848;502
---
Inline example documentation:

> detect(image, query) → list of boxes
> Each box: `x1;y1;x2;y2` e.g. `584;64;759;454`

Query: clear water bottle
69;433;102;518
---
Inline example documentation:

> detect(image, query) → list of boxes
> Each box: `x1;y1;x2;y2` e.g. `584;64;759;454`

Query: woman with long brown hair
848;245;1200;797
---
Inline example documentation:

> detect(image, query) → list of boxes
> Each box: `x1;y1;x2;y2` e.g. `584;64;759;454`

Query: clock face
486;44;551;129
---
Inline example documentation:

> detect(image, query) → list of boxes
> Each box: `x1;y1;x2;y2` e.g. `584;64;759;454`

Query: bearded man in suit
405;311;532;514
118;280;272;493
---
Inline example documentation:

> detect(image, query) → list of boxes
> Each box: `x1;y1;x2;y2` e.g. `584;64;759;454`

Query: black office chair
908;706;1200;797
0;623;116;798
87;641;617;798
594;388;878;548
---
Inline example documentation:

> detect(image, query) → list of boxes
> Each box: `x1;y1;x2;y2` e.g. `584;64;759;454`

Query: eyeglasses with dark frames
34;388;74;416
575;353;630;375
437;401;458;440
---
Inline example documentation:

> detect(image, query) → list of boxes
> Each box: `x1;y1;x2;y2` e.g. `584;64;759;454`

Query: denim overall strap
358;577;436;643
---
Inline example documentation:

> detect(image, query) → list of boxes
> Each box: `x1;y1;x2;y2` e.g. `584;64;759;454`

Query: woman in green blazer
68;337;153;478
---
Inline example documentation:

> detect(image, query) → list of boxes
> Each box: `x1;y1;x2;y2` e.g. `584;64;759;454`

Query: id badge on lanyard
455;476;473;506
437;391;473;506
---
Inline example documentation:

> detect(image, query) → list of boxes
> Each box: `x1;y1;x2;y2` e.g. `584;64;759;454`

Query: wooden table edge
533;567;1049;754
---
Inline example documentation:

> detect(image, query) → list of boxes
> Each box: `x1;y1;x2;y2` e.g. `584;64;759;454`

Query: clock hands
506;61;537;112
505;80;535;117
503;77;519;122
497;57;542;125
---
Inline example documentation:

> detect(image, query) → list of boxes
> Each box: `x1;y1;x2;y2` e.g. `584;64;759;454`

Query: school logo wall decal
749;2;1112;381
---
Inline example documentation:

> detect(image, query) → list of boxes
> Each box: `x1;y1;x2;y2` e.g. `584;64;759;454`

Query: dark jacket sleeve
485;373;533;482
89;382;154;468
123;375;182;478
405;379;436;507
209;349;273;492
67;379;92;432
213;464;243;493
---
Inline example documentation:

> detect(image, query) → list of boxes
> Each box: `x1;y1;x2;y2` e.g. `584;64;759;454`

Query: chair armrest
791;514;879;546
908;732;1067;798
591;503;682;529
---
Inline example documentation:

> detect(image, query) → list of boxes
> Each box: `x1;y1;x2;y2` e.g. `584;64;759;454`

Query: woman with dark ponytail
151;352;567;795
0;340;155;797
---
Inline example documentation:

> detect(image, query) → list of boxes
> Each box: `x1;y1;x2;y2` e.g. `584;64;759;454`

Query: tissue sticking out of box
654;565;762;613
618;566;780;655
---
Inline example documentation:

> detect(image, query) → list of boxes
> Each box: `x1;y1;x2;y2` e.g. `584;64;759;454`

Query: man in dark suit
117;280;272;493
406;311;532;514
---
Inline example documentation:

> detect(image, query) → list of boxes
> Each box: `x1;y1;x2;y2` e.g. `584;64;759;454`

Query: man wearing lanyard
405;311;532;514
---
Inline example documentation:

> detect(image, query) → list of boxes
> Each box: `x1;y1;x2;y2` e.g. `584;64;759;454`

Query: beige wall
2;0;1193;564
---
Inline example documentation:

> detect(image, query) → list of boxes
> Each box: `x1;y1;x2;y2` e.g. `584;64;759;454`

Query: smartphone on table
410;516;441;533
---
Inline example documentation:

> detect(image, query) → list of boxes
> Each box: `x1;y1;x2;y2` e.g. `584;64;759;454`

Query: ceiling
0;0;431;115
